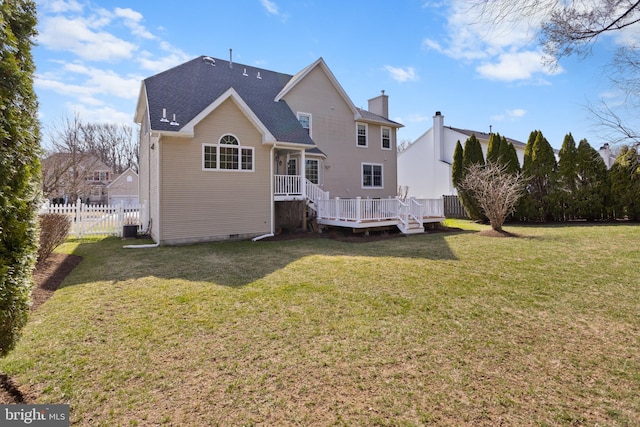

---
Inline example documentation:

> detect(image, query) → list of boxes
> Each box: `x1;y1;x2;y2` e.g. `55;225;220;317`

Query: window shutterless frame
202;134;254;172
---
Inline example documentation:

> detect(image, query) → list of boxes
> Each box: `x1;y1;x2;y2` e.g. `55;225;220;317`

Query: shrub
0;0;40;357
37;214;71;264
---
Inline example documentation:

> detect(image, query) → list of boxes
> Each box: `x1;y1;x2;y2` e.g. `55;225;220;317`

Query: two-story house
398;112;527;199
42;153;113;204
135;55;441;245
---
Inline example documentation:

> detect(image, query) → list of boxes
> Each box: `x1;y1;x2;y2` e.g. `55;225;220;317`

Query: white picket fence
40;199;145;238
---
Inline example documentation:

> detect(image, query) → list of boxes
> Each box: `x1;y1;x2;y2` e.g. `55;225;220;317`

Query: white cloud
260;0;279;15
259;0;289;21
507;108;526;118
491;108;527;122
425;0;561;83
35;61;142;112
138;54;190;74
65;103;133;125
41;0;83;13
384;65;418;83
38;15;136;61
476;51;563;82
114;7;155;40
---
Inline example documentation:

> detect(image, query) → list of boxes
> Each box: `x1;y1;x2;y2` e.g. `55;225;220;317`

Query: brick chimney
368;90;389;119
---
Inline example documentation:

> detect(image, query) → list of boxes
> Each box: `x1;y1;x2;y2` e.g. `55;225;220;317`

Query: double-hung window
203;134;254;171
305;159;319;184
362;163;383;188
381;127;391;150
356;123;368;147
298;112;311;136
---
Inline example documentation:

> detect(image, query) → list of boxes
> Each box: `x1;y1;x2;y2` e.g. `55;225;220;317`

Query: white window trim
202;134;254;172
297;112;312;137
361;162;383;189
305;158;320;185
356;122;368;148
381;127;392;150
287;157;298;175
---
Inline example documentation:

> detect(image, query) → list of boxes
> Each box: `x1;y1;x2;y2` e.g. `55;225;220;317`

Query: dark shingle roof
448;126;526;148
356;108;403;127
144;56;314;146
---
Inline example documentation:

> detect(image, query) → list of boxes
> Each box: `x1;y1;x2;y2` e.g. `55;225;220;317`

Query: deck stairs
397;217;425;235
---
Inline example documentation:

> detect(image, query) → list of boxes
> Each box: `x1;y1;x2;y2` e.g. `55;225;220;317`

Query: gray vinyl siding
282;66;398;199
159;98;271;244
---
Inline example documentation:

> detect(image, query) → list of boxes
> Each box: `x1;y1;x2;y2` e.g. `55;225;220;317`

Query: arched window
203;134;254;172
219;135;239;170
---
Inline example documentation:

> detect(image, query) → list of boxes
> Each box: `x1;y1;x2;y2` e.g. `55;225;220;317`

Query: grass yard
2;221;639;426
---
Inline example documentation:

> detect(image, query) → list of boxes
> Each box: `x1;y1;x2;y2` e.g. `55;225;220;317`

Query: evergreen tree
486;132;501;164
519;130;558;221
498;136;521;175
458;134;486;220
610;146;640;220
451;140;464;188
557;133;578;220
574;139;609;220
0;0;41;357
462;133;485;169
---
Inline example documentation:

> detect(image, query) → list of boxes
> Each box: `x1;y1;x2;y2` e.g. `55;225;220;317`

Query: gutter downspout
268;144;277;236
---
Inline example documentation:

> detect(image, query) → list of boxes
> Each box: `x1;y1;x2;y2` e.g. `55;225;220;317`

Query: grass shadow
59;230;460;288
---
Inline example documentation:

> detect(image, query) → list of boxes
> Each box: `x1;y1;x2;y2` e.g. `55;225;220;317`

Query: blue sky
34;0;636;149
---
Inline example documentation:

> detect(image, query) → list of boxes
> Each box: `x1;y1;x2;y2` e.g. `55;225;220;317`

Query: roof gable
275;57;358;116
181;88;276;142
107;167;138;189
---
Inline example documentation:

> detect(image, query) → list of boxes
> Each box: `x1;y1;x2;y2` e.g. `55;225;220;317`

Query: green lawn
2;221;639;426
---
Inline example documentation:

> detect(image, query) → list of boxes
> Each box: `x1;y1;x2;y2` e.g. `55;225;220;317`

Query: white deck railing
274;175;302;196
274;176;330;202
316;197;443;224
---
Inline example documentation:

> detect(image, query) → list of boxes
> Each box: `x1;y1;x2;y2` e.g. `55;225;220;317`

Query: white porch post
301;149;306;198
356;196;361;222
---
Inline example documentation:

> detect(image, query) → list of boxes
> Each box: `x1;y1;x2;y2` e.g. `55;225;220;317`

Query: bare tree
459;162;526;232
41;114;138;202
41;114;97;201
83;122;137;173
471;0;640;143
472;0;640;60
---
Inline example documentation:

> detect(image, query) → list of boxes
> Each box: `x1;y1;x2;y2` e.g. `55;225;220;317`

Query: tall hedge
519;130;557;221
459;134;485;220
574;139;609;220
557;133;578;220
610;145;640;220
451;140;464;188
0;0;41;357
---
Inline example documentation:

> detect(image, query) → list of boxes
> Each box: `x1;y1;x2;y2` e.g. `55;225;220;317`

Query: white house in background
106;167;139;206
397;111;526;199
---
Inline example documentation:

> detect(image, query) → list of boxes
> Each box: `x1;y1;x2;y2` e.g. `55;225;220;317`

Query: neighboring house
134;55;414;245
42;153;113;204
107;167;139;206
397;112;526;199
598;143;616;169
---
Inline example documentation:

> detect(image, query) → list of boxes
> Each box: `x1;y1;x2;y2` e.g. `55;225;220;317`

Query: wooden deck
273;175;445;235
